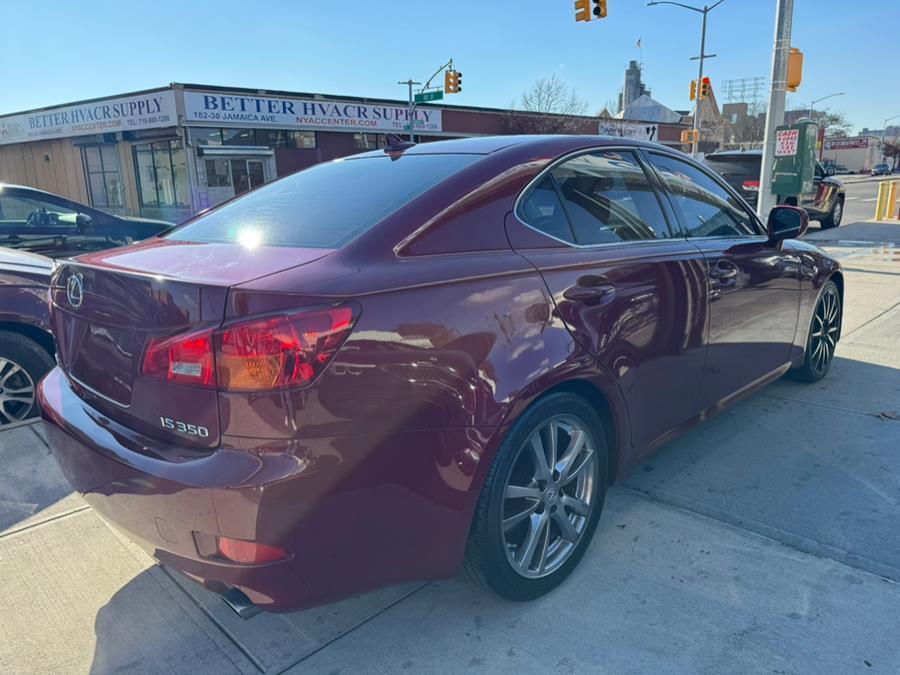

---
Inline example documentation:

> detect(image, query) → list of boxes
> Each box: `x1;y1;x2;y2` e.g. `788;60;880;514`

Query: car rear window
705;156;759;175
167;154;478;248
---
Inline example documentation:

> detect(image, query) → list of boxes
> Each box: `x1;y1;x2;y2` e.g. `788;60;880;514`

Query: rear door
512;148;708;451
645;151;800;411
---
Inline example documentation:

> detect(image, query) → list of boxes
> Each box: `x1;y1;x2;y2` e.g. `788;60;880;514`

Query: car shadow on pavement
623;354;900;580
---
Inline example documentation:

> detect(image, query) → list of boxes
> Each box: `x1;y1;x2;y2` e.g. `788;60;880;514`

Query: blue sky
1;0;895;132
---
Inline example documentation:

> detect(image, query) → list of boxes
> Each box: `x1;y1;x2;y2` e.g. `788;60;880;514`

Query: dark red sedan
39;135;842;611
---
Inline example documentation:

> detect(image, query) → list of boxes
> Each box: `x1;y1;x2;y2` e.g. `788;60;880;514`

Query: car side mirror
767;205;809;241
76;213;92;230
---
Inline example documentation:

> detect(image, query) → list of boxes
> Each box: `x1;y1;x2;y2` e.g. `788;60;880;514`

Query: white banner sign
775;128;799;157
0;91;177;145
598;121;659;142
184;91;443;133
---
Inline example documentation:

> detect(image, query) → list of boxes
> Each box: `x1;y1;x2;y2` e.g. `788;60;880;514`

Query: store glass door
203;157;270;207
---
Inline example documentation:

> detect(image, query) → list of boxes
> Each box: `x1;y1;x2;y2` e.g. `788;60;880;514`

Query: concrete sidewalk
1;222;897;674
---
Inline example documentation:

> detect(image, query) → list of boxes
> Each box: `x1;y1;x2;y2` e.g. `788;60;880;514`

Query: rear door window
518;150;672;245
168;154;478;249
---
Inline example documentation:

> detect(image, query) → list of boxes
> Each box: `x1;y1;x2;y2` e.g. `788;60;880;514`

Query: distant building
821;135;883;173
615;94;682;124
618;61;651;112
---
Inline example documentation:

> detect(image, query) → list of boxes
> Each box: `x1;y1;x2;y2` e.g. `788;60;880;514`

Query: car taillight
142;328;216;387
216;305;355;391
142;305;357;391
742;180;760;192
216;536;290;564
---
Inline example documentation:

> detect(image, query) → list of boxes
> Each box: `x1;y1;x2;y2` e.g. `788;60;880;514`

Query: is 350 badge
159;417;210;438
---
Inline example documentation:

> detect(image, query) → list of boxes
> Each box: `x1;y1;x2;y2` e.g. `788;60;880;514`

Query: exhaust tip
220;586;261;619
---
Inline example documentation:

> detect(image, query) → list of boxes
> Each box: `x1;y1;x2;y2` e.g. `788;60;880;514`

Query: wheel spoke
561;494;590;516
0;359;12;386
528;432;551;481
552;510;580;543
505;484;542;501
555;428;586;481
516;512;548;570
535;519;552;574
561;448;594;486
503;502;539;532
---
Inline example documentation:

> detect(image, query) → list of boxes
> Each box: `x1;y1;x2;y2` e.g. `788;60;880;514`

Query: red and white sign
775;128;799;156
824;137;869;150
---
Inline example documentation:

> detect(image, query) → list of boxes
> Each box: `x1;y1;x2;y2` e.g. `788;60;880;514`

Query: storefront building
0;83;688;223
820;136;883;174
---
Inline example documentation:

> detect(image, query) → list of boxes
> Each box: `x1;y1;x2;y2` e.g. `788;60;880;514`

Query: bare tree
787;106;852;137
504;75;590;135
884;138;900;170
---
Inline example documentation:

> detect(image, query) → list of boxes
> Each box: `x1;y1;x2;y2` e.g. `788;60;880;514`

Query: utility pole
647;1;725;159
398;79;421;142
758;0;794;218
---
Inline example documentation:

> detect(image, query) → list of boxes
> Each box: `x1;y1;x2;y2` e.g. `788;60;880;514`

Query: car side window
519;150;671;245
517;177;574;243
0;195;78;229
647;153;762;238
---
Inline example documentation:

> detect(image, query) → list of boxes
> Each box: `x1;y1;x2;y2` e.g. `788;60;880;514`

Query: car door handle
710;260;738;280
563;277;617;304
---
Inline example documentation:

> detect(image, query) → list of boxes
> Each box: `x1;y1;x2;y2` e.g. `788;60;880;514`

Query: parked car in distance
0;184;173;258
40;135;843;613
871;163;892;176
704;149;846;228
0;184;172;425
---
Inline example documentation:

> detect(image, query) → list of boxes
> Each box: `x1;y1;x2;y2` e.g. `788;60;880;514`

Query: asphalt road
834;174;897;226
1;219;898;674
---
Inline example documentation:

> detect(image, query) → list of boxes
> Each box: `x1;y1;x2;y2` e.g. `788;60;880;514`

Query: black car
0;184;172;425
705;150;846;229
0;184;172;257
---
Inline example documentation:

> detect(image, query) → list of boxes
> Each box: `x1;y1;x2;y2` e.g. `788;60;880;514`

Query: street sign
414;90;443;103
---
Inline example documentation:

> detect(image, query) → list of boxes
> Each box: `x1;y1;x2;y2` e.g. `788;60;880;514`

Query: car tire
820;197;843;229
0;331;54;426
463;392;608;601
791;281;841;383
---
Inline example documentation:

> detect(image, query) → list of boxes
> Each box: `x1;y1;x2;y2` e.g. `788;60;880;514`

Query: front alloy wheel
464;392;608;600
0;358;37;424
793;281;841;383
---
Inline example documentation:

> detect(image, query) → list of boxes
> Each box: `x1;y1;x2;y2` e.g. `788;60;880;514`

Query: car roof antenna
383;134;416;156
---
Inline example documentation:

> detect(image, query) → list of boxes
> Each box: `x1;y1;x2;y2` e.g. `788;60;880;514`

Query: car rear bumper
38;367;482;611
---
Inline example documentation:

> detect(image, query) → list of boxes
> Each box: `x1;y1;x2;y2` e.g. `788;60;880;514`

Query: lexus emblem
66;273;84;308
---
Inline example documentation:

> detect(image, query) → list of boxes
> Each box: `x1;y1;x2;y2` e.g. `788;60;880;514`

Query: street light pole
758;0;794;219
398;79;422;142
808;92;845;124
808;92;845;161
647;0;725;159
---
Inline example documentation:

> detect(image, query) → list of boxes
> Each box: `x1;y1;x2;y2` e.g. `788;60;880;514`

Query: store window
285;130;316;149
221;128;257;145
81;145;124;209
133;139;188;208
188;128;316;149
189;128;223;146
353;133;386;150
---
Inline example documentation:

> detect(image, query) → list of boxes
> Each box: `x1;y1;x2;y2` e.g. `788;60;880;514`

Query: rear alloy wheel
464;393;608;600
821;197;843;229
0;331;54;426
792;281;841;383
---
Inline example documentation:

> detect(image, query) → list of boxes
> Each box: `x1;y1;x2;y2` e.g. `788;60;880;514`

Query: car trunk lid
51;239;331;448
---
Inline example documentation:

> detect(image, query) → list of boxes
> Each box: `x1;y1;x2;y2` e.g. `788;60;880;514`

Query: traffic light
444;70;462;94
680;129;699;145
699;77;711;100
593;0;608;18
690;79;698;101
786;47;803;92
574;0;591;22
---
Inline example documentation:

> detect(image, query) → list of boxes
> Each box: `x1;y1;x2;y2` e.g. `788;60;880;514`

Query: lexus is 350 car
39;136;843;612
